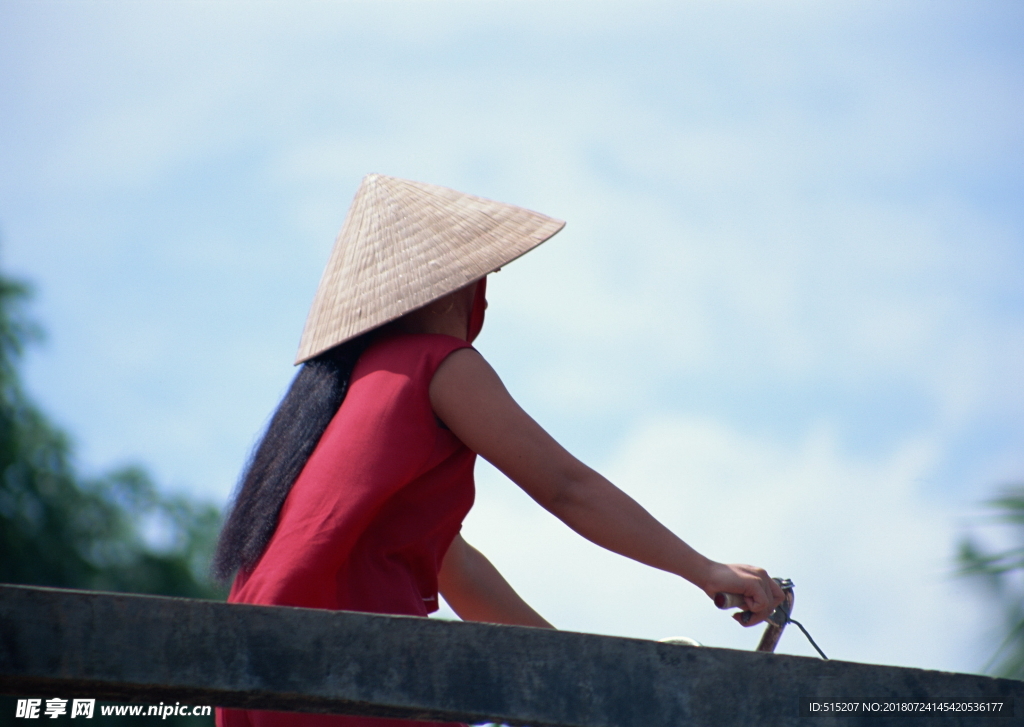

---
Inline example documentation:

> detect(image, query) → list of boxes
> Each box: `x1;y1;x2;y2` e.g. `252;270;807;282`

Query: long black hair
212;333;373;581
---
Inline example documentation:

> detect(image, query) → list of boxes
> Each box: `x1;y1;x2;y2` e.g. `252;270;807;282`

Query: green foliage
0;269;224;599
957;485;1024;679
0;266;224;725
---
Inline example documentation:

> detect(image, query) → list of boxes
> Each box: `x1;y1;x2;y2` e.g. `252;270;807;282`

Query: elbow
542;463;596;516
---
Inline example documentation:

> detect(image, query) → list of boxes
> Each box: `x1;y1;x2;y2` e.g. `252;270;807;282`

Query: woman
214;175;783;726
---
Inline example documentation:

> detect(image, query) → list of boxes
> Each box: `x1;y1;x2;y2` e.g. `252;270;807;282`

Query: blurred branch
956;484;1024;679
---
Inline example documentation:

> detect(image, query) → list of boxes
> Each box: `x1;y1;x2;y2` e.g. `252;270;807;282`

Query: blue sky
1;0;1022;674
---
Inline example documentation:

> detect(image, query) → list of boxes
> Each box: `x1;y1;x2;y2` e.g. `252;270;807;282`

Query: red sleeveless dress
217;332;477;727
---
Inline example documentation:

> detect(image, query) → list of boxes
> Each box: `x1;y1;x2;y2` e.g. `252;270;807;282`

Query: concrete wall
1;585;1020;726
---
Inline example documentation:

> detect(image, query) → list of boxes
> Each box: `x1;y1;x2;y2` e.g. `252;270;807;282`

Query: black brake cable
786;616;828;660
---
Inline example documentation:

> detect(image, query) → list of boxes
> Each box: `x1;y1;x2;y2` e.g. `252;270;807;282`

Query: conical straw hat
295;174;565;364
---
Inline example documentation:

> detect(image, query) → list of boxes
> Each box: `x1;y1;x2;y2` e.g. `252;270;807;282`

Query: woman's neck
388;283;476;340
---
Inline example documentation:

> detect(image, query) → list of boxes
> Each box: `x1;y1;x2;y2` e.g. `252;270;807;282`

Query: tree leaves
957;485;1024;679
0;265;224;600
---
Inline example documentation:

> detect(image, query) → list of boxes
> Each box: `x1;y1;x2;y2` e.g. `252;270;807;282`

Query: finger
744;593;765;615
734;610;766;627
745;580;770;613
767;577;785;606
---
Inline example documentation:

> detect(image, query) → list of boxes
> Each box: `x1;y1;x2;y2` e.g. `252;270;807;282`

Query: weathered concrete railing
0;584;1021;726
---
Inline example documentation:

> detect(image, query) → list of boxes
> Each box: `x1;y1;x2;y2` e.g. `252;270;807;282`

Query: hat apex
295;174;564;364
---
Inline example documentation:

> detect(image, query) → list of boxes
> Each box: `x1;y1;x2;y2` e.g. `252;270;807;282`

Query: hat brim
295;174;565;364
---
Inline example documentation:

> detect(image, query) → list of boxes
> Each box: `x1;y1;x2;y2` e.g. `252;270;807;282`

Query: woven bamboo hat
295;174;565;364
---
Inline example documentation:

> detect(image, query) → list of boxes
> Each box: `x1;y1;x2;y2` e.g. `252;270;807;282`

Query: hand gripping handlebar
714;577;795;653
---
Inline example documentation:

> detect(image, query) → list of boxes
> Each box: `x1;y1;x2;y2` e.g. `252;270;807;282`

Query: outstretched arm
438;533;554;628
430;348;784;625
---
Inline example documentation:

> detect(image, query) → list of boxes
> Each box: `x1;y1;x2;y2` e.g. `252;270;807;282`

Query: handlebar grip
714;592;755;625
714;592;746;610
714;579;795;634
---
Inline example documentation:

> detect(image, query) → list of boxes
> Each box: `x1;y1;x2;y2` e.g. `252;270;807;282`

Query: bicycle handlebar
713;578;795;651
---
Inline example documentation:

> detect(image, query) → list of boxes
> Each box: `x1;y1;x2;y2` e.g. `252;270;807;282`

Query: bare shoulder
432;346;487;382
429;347;584;506
429;347;512;428
431;346;502;387
429;347;519;466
